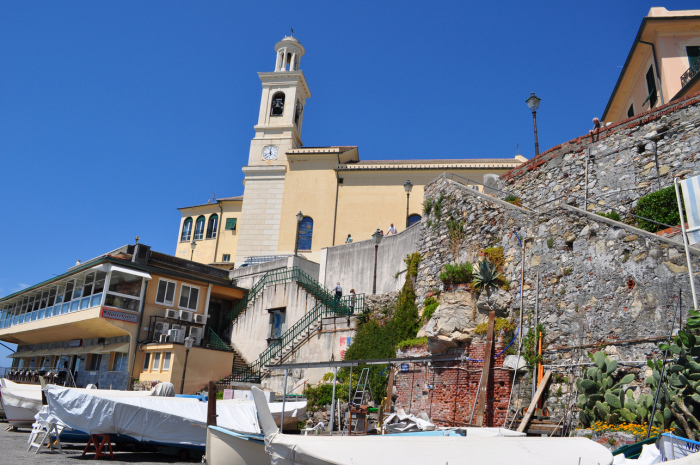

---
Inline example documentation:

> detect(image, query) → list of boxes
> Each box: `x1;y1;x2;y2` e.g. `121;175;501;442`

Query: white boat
0;378;42;428
45;384;306;449
250;386;614;465
206;426;268;465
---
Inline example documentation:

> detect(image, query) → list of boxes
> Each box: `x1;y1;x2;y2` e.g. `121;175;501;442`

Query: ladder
352;368;370;405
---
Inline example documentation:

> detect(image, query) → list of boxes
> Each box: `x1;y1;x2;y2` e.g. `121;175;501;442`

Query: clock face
263;146;278;160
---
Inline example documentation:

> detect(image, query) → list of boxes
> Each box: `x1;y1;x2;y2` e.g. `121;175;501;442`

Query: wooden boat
205;426;268;465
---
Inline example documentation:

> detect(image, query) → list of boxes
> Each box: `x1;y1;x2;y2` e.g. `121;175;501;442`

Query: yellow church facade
176;36;526;267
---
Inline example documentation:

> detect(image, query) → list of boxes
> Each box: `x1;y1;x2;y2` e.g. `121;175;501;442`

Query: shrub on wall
439;262;473;286
482;247;505;272
635;185;684;232
421;297;439;323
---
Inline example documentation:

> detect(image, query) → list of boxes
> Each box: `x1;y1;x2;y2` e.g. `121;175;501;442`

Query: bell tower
236;36;312;266
247;36;312;166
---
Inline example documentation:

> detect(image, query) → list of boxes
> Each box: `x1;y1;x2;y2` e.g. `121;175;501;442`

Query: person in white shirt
334;282;342;299
387;223;398;235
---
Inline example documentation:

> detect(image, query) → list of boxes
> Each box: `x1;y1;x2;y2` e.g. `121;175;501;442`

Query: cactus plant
576;351;637;428
644;309;700;441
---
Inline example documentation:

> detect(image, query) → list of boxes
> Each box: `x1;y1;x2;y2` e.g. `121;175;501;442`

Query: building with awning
0;243;247;392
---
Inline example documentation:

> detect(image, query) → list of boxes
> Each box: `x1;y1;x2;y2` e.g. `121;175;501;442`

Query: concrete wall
261;316;355;393
230;256;320;290
319;223;421;296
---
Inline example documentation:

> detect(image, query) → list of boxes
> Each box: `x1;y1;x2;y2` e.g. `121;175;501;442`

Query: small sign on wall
400;363;410;373
101;307;139;323
223;389;234;400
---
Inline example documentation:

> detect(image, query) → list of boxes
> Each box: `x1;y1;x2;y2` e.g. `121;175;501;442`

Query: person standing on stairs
334;282;342;300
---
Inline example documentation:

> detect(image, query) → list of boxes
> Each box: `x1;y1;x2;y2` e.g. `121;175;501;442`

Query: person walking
334;282;342;300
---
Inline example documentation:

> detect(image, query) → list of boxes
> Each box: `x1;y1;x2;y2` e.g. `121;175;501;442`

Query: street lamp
372;229;383;294
525;92;541;156
190;240;197;261
294;211;304;257
403;180;413;228
180;336;195;395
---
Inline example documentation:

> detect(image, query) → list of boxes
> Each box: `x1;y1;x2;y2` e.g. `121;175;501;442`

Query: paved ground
0;421;203;464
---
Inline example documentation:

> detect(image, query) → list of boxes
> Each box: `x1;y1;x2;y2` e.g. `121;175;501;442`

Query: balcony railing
681;59;700;88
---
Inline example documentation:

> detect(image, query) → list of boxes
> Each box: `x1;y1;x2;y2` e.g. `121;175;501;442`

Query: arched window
270;92;285;116
194;216;206;240
407;214;422;227
297;217;313;251
181;218;193;242
206;214;219;239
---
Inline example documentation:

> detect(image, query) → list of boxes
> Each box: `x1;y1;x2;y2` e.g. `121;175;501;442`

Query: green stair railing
219;268;365;384
205;326;233;352
227;267;365;322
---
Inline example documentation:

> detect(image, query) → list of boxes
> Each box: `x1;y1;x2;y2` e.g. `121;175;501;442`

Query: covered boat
0;378;42;428
45;385;306;449
250;387;614;465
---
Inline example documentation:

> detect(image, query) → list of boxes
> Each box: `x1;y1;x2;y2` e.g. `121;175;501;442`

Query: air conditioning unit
187;327;203;345
168;328;184;344
171;324;182;331
165;309;178;319
179;310;193;322
194;314;206;324
159;334;169;343
155;322;169;333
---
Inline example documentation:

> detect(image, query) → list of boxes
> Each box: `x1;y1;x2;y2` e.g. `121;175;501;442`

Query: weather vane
290;28;294;36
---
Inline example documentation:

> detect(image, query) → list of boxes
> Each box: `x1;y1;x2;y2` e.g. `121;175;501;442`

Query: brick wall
393;338;513;427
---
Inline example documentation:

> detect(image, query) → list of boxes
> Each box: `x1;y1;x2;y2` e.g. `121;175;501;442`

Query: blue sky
1;1;698;364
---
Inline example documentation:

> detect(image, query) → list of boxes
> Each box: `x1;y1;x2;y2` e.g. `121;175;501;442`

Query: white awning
109;265;152;281
8;350;32;358
95;343;129;354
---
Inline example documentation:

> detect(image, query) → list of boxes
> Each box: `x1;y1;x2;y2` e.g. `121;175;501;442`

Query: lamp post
372;229;383;294
525;92;541;156
180;336;194;395
190;240;197;261
294;211;303;257
403;180;413;228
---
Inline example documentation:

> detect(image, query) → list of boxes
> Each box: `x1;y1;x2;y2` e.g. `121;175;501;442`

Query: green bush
597;211;621;222
635;185;684;232
421;300;439;323
423;199;433;215
396;337;428;350
342;252;422;401
438;262;473;286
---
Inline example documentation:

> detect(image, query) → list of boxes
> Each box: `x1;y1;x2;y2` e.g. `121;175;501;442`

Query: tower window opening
295;100;303;125
271;92;285;116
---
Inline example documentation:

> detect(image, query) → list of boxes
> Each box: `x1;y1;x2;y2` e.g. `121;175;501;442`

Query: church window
194;216;205;240
644;66;657;108
407;214;422;227
297;217;313;251
271;92;285;116
181;218;193;242
206;214;219;239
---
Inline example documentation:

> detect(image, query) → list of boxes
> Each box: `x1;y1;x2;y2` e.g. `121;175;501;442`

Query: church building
176;36;526;268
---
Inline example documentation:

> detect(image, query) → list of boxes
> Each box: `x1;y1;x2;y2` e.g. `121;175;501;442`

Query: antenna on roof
516;142;519;154
290;27;294;36
208;192;216;204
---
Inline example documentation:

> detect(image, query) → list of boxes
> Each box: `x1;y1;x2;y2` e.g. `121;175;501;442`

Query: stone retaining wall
416;173;700;421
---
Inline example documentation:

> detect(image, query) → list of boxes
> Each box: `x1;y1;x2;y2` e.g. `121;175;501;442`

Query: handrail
221;272;365;384
205;326;232;352
227;267;363;322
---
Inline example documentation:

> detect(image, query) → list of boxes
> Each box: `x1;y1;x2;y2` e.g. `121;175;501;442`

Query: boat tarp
264;434;614;465
45;386;306;448
46;385;260;447
0;382;42;412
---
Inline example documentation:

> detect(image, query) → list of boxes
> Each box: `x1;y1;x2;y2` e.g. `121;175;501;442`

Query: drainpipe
213;201;223;263
128;279;149;391
639;41;665;106
203;283;212;329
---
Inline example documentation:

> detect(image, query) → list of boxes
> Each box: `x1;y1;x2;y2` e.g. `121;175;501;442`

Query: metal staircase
216;268;365;386
201;327;247;372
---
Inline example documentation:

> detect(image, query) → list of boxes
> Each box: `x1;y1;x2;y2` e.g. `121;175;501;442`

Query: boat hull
206;426;267;465
3;403;36;428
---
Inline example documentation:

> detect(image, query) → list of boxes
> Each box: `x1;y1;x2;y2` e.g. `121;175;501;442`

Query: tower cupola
274;36;305;72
